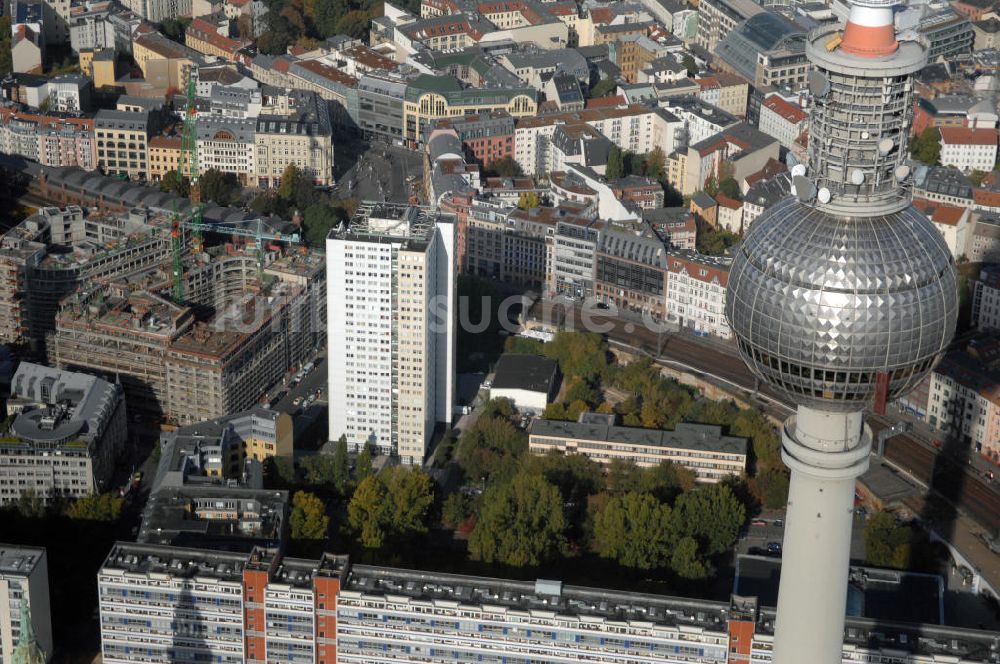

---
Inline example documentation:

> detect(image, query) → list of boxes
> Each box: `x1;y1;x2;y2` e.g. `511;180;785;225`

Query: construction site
0;201;325;426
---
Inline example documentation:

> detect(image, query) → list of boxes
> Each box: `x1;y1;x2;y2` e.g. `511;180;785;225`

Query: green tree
300;455;337;487
503;336;545;355
485;156;523;178
606;146;625;180
731;409;781;471
290;490;329;540
65;493;124;521
592;492;674;569
911;127;941;166
355;442;375;483
159;170;189;197
331;435;351;494
671;536;708;579
469;472;567;566
455;414;527;481
543;331;609;382
718;177;741;200
864;511;912;568
681;54;698;76
565;399;588;421
671;483;745;556
517;191;540;209
160;17;191;43
257;30;291;55
16;490;45;518
756;467;790;510
302;202;345;247
645;146;666;182
0;16;12;75
639;461;696;502
335;9;372;38
278;163;302;200
198;168;241;206
697;227;739;256
313;0;349;36
587;77;618;99
441;492;474;528
542;402;568;420
564;377;600;406
348;466;435;547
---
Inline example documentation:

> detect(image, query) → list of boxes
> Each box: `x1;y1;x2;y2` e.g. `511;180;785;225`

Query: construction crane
170;70;204;303
177;217;302;282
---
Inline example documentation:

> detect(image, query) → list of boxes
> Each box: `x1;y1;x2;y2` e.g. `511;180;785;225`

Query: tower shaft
774;408;872;664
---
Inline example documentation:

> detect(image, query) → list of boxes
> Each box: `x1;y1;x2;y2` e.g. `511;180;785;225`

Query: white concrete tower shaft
773;409;872;664
767;2;932;663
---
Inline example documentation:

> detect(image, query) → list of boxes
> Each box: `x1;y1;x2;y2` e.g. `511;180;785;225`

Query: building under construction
0;203;325;426
53;246;325;426
0;206;178;354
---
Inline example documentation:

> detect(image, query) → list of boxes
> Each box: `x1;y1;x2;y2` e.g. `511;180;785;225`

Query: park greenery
290;490;330;540
347;465;436;548
697;225;740;256
0;17;12;76
256;0;406;54
910;127;941;166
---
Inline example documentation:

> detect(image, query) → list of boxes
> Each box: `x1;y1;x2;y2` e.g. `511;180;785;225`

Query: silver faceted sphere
725;196;957;412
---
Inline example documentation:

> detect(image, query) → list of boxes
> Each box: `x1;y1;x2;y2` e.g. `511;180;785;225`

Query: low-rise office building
529;412;747;482
1;362;126;504
489;353;558;413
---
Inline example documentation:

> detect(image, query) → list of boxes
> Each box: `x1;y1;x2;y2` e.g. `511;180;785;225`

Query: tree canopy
587;77;618;99
290;490;329;540
910;127;941;166
347;466;436;548
468;471;567;566
864;512;912;569
592;492;674;569
198;169;241;206
65;493;124;521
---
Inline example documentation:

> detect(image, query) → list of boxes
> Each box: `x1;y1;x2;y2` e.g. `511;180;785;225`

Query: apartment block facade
326;204;456;464
0;546;52;664
97;542;1000;664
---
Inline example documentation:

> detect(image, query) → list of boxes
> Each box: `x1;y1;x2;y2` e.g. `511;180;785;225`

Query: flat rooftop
343;564;732;632
491;353;558;393
735;555;943;625
529;418;748;456
0;545;44;576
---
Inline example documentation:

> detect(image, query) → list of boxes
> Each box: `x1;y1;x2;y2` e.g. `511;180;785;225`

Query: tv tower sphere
724;0;957;661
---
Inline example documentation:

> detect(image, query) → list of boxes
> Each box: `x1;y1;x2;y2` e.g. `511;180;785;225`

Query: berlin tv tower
725;0;957;662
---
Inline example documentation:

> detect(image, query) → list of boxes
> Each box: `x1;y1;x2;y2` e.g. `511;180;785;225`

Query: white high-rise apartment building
0;545;52;664
326;203;456;464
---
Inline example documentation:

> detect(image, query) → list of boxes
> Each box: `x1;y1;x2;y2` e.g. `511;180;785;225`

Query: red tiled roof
940;126;999;145
762;95;807;124
589;7;614;24
667;255;729;287
715;193;743;209
913;197;967;226
975;188;1000;208
585;94;625;109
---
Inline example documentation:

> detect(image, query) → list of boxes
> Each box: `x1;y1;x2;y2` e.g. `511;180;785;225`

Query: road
333;141;423;204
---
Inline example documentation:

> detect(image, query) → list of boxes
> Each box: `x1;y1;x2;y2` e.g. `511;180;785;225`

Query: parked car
766;542;782;555
773;519;784;527
751;519;767;527
748;547;767;556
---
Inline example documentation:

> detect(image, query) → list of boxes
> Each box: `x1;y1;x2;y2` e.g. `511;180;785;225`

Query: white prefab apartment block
0;545;52;664
326;203;455;465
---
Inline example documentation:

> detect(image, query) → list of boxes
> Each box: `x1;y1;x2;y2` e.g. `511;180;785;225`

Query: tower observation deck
724;1;958;663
